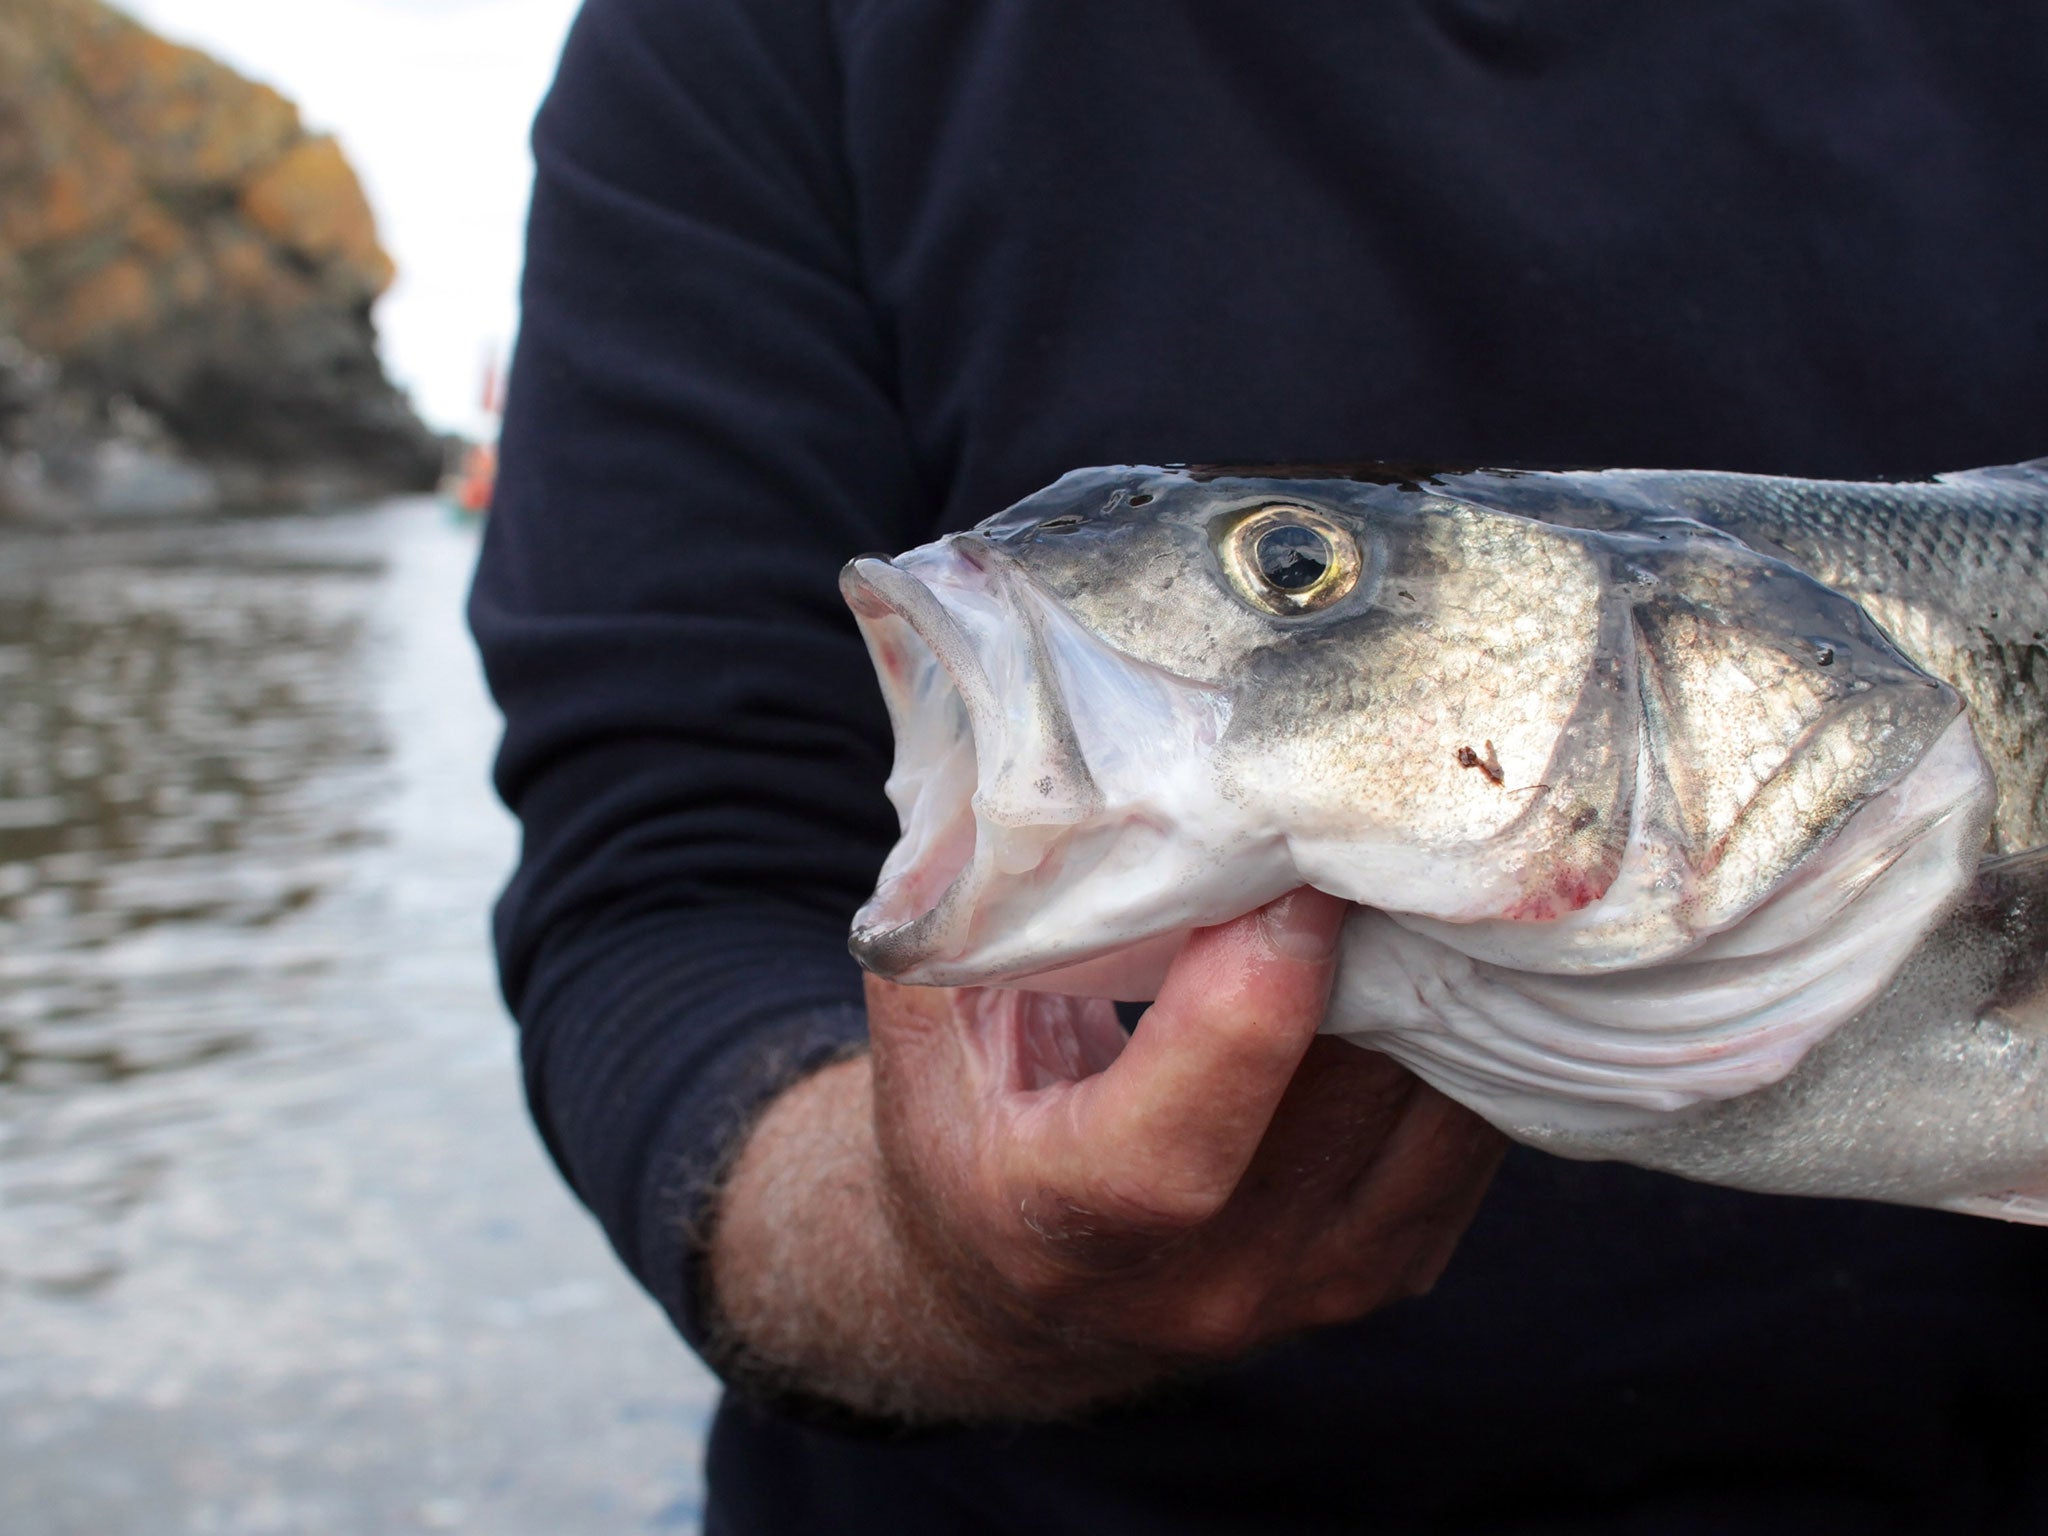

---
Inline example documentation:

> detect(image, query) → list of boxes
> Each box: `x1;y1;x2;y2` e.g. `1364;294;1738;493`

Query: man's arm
474;0;1503;1403
711;892;1505;1422
471;0;926;1351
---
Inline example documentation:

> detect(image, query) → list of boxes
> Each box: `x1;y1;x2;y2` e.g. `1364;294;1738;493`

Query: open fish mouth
839;556;983;962
840;538;1101;982
840;537;1249;991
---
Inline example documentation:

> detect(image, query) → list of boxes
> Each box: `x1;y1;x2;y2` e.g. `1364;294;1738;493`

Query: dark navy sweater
470;3;2048;1529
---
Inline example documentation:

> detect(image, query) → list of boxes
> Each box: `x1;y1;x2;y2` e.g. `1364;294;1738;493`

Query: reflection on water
0;523;391;1292
0;504;717;1535
0;549;384;938
0;528;390;1293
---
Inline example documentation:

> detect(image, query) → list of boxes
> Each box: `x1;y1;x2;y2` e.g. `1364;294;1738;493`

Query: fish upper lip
843;542;1044;978
841;552;1000;726
842;539;1115;979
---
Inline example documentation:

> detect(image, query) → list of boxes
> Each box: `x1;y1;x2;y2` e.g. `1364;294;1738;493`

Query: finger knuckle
1162;1285;1265;1359
1209;1002;1312;1063
1148;989;1310;1068
1087;1170;1232;1233
1303;1274;1401;1327
1005;1186;1187;1278
984;1245;1082;1305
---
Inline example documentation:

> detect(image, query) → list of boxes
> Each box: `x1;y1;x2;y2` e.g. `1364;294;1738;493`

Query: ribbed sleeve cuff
515;905;870;1353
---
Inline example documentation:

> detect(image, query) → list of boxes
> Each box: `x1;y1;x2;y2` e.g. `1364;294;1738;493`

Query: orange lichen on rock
241;136;396;299
61;6;300;191
50;255;153;349
125;200;187;261
0;0;436;494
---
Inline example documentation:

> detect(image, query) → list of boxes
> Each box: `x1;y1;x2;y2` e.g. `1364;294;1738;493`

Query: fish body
841;459;2048;1219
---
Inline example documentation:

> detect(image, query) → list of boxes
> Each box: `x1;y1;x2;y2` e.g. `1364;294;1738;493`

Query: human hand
865;888;1506;1386
709;888;1505;1420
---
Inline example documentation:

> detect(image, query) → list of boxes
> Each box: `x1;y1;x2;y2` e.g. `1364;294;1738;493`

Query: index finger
1036;888;1349;1228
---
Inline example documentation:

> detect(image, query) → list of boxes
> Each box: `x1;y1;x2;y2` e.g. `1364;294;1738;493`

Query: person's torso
715;4;2048;1530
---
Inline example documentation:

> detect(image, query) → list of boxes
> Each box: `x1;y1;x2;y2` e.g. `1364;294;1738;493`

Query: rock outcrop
0;0;441;518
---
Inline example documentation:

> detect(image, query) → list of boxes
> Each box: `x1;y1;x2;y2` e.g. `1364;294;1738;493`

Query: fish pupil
1255;525;1331;590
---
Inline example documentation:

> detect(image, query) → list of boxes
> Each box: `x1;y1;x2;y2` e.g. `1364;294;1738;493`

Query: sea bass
840;459;2048;1221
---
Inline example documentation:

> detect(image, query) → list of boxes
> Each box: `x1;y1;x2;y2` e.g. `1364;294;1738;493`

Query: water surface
0;501;717;1534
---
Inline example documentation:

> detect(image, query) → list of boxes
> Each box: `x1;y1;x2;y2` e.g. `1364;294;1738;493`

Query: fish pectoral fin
1979;842;2048;881
1956;844;2048;1039
1938;1188;2048;1226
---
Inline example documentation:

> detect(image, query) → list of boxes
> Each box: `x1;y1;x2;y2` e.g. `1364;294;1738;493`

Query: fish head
843;465;1987;994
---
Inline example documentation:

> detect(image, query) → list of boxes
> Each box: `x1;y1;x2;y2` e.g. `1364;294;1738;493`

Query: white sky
123;0;586;437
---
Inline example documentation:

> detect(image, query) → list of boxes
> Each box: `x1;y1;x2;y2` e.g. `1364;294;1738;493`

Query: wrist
706;1055;1165;1422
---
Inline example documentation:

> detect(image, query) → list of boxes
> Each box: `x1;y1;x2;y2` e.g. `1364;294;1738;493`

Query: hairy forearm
705;1055;1160;1423
705;925;1503;1422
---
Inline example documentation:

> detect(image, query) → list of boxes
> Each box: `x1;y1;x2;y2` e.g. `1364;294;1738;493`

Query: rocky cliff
0;0;441;518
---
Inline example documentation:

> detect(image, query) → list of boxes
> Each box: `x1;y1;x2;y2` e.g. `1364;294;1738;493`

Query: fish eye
1254;524;1330;589
1218;505;1361;615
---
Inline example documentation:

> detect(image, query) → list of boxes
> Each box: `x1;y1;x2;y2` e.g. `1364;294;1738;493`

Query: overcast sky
125;0;585;437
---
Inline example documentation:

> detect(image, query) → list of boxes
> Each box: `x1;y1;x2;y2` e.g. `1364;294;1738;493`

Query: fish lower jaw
851;771;1135;980
853;806;1291;992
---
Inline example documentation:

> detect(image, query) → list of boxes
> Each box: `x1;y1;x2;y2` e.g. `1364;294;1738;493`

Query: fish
840;458;2048;1221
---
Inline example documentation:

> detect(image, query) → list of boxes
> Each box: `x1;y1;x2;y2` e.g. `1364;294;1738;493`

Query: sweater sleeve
467;0;928;1352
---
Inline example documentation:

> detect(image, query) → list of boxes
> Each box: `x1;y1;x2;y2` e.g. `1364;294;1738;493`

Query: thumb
1255;887;1351;964
1044;888;1350;1222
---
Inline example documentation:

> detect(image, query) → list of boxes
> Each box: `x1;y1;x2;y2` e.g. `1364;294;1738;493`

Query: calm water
0;501;719;1535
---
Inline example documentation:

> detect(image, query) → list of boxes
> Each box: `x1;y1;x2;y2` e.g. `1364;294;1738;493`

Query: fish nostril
1038;514;1084;534
1128;493;1154;507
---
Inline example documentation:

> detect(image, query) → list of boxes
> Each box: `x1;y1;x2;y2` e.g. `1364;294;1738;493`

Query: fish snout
842;538;1106;980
